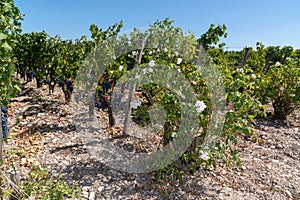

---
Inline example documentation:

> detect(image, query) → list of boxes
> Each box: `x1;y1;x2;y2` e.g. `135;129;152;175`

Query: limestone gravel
2;80;300;199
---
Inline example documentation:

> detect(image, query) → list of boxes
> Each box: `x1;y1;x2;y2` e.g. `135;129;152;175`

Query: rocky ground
1;80;300;199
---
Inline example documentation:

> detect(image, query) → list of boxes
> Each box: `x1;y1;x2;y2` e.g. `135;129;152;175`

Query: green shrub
259;61;300;119
22;166;81;200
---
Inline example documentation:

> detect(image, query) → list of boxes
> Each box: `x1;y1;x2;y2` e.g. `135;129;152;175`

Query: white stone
89;192;96;200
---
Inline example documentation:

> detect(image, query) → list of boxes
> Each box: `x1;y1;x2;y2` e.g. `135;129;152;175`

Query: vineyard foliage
0;0;22;106
1;0;300;188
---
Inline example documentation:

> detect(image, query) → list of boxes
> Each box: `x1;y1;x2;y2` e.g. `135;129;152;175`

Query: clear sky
15;0;300;50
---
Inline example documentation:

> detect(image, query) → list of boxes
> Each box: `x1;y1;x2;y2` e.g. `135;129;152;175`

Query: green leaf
2;41;12;51
0;33;7;40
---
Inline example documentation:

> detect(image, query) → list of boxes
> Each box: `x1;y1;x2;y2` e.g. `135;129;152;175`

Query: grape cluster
95;75;116;111
65;80;74;94
1;107;8;139
57;79;74;94
25;68;36;82
95;91;110;111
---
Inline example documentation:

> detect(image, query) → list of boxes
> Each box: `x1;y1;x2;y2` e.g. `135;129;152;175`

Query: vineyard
1;0;300;199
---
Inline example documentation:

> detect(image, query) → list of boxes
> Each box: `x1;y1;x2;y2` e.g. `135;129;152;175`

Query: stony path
2;80;300;199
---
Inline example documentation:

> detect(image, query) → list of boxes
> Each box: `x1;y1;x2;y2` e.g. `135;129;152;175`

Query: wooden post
123;39;146;135
263;50;275;74
240;48;251;67
281;53;289;64
195;43;205;65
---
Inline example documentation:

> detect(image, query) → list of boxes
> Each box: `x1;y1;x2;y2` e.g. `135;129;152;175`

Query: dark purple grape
58;81;64;87
65;80;72;87
55;76;60;84
65;80;73;93
1;107;8;139
69;86;74;94
102;81;111;93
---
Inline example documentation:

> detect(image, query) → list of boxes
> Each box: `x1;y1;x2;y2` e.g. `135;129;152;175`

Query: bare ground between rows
2;80;300;199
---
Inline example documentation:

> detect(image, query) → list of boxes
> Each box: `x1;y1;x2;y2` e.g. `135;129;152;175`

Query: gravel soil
1;80;299;200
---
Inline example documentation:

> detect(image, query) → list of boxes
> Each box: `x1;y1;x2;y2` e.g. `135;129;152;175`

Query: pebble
82;186;90;192
89;192;96;200
285;190;293;198
276;144;284;149
98;186;104;193
82;191;89;199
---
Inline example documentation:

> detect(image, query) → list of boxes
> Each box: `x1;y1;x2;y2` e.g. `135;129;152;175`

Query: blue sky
15;0;300;50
